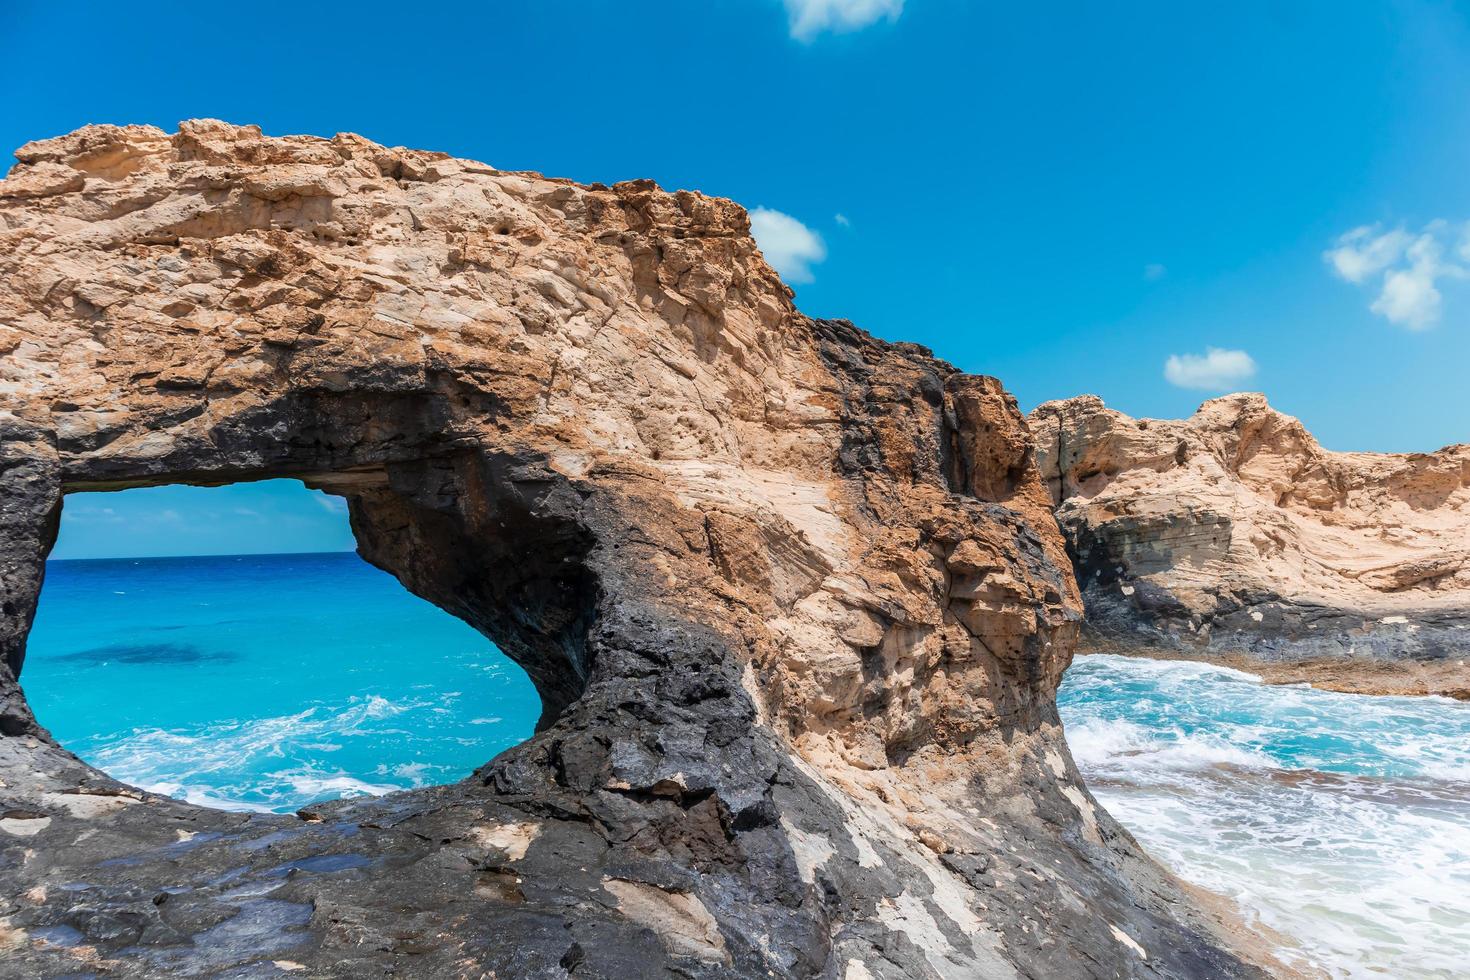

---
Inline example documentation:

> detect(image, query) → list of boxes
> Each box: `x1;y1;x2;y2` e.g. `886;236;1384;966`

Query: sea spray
1059;654;1470;979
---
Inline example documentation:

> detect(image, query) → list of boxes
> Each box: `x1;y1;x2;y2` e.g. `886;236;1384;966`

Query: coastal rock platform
1031;394;1470;697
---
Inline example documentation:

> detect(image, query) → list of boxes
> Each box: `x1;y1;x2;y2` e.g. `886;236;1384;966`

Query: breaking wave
80;695;459;813
1059;653;1470;979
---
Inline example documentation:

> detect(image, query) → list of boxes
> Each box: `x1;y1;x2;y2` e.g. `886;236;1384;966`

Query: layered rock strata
1031;394;1470;696
1;122;1268;978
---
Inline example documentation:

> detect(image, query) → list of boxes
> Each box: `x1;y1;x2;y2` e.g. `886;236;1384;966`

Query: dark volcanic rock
0;121;1269;978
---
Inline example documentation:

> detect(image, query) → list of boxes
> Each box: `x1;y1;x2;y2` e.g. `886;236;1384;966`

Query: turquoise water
25;552;539;813
1059;654;1470;979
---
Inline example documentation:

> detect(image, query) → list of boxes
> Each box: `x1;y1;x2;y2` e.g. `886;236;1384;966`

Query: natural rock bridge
0;122;1269;978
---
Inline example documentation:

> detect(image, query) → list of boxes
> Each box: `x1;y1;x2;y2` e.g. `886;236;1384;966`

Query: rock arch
0;121;1266;978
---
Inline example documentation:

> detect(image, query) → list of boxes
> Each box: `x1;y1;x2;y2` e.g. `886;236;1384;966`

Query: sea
24;552;538;814
22;555;1470;977
1059;654;1470;979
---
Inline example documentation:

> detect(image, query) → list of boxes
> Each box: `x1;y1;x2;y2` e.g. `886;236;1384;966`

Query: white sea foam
1060;654;1470;979
274;769;402;801
81;694;444;812
137;780;279;814
1072;715;1270;764
1084;653;1266;685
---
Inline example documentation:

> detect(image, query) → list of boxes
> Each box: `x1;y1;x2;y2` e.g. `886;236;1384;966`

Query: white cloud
1144;263;1167;281
1324;225;1411;284
750;207;827;284
784;0;903;40
834;212;851;227
312;492;350;514
1163;347;1257;391
1325;222;1467;329
1370;232;1462;329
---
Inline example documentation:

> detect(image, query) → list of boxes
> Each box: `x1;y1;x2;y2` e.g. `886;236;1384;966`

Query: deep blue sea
25;552;538;814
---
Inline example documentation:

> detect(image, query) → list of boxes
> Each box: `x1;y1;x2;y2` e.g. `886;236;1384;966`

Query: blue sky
52;484;357;560
7;1;1469;558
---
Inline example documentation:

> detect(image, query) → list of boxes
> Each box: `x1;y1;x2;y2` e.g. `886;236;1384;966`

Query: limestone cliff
1031;393;1470;696
1;122;1268;978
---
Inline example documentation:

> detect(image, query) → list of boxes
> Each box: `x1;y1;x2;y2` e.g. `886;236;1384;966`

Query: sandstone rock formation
1031;393;1470;696
1;121;1269;978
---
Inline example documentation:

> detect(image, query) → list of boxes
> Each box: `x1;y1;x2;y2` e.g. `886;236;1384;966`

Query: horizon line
47;548;361;563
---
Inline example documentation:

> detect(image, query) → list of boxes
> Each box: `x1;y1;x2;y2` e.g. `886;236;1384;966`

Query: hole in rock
26;479;539;813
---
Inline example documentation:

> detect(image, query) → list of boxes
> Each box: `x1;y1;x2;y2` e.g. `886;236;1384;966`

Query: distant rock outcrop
0;122;1270;978
1031;393;1470;696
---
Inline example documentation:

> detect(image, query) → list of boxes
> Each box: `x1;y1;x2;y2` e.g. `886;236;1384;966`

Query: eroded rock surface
1;122;1267;978
1032;394;1470;695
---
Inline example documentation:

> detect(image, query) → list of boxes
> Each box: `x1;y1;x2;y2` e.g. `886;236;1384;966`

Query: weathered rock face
1031;394;1470;693
0;122;1265;978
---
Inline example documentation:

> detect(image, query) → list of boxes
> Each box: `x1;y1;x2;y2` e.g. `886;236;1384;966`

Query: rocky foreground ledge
1031;394;1470;698
0;122;1275;978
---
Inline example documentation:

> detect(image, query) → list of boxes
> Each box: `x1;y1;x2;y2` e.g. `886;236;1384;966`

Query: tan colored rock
1031;393;1470;687
0;122;1270;978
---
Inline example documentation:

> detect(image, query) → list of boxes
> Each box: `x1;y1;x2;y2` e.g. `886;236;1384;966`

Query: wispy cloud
1325;222;1469;330
784;0;903;41
312;492;350;515
1163;347;1257;391
834;213;851;228
61;504;125;525
750;207;828;284
1144;263;1167;281
1325;226;1412;284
